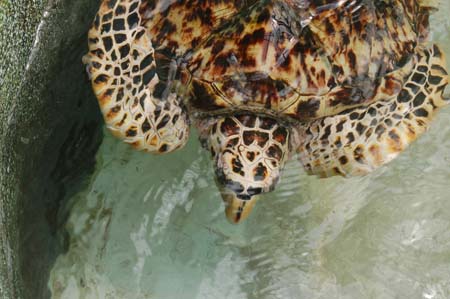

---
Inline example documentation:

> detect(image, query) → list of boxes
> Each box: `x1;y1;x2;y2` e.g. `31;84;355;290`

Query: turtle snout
214;149;284;223
221;192;258;224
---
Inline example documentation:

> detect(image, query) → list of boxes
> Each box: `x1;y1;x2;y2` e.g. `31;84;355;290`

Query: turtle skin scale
84;0;449;223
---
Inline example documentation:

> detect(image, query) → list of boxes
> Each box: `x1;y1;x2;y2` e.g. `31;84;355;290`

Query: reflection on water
49;2;450;299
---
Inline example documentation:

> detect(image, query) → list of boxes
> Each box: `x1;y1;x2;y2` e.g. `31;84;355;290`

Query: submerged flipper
83;0;189;153
297;45;448;177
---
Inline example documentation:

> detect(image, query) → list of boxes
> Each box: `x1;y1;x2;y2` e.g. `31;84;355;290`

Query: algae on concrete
1;0;102;298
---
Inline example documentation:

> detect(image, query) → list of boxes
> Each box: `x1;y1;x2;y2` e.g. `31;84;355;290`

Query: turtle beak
222;193;258;224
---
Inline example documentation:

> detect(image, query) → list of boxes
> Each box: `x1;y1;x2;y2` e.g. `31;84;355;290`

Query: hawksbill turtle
83;0;449;223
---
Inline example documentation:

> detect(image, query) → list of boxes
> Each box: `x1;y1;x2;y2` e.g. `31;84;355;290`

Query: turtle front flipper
83;0;189;153
297;45;449;177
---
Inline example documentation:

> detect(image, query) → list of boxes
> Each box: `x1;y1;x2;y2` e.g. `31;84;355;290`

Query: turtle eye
224;179;245;195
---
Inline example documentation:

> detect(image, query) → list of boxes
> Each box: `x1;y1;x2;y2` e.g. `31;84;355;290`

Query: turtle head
204;114;290;223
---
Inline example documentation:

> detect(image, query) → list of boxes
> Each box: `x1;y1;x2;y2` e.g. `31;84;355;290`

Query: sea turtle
84;0;448;223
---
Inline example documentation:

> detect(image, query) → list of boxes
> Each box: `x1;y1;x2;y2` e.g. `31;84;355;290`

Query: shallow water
49;2;450;299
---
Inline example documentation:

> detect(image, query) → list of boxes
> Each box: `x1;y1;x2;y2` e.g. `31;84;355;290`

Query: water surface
49;2;450;298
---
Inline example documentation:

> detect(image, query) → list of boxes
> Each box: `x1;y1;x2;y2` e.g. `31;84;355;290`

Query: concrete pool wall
0;0;102;298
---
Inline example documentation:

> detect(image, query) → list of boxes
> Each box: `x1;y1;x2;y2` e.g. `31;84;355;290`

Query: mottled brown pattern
144;0;254;54
100;0;443;124
165;0;433;120
298;46;449;177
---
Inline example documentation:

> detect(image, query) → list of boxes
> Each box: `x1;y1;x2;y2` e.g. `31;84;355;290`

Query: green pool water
49;3;450;299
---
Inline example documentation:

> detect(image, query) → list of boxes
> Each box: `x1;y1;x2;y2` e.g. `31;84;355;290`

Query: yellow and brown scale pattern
142;0;256;55
135;0;434;121
85;0;191;153
185;0;335;116
297;45;449;177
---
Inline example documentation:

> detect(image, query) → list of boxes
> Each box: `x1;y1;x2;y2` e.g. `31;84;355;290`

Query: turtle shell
144;0;425;120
